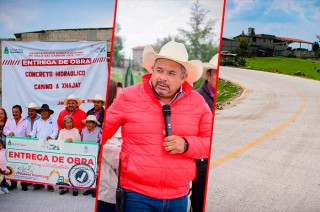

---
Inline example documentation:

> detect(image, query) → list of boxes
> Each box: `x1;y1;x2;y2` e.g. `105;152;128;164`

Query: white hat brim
143;45;203;83
64;98;82;106
82;119;100;125
92;98;105;103
26;106;40;110
203;62;217;73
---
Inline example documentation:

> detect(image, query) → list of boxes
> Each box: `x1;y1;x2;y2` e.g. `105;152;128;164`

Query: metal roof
275;36;313;44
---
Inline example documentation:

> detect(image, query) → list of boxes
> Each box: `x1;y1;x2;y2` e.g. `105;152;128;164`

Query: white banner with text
6;136;99;189
1;41;108;119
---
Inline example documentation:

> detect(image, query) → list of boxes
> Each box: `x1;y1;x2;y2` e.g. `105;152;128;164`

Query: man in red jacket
57;94;86;131
103;41;213;211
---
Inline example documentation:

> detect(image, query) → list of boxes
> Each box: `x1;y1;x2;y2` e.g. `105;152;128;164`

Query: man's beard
68;106;75;112
154;80;170;97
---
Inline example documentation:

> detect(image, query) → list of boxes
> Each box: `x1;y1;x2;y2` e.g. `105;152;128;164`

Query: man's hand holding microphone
162;104;188;154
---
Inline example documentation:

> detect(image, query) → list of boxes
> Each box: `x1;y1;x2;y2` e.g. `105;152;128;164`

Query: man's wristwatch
183;140;189;153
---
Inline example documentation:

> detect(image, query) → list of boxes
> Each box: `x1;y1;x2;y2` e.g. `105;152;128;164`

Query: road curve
205;67;320;211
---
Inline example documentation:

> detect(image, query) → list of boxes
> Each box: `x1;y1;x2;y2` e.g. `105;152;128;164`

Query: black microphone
162;104;172;136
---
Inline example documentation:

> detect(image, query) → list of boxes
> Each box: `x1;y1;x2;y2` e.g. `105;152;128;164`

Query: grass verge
245;57;320;80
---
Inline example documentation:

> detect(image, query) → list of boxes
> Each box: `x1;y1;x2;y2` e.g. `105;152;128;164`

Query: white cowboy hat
203;53;219;73
63;94;82;106
82;115;100;125
92;94;105;102
26;102;40;110
143;41;203;84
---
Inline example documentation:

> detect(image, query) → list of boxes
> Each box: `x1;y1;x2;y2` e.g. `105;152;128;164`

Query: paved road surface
206;67;320;211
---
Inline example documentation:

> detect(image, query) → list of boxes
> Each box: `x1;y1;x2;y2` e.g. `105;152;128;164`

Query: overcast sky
0;0;115;38
224;0;320;50
116;0;225;58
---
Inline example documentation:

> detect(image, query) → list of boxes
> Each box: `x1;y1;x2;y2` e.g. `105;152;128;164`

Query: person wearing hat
25;102;40;131
196;53;219;110
86;94;105;127
81;115;102;197
103;41;212;211
28;104;58;192
191;53;219;212
3;105;31;191
81;115;101;144
57;94;86;131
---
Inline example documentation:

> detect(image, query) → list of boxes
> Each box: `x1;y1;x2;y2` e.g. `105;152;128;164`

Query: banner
5;136;99;189
1;41;108;119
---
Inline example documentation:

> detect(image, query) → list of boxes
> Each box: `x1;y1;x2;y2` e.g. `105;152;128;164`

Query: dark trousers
0;177;9;188
190;159;208;212
10;181;29;187
96;200;116;212
125;190;188;212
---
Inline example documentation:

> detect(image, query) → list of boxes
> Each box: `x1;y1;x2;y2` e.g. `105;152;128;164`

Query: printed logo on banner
4;46;9;54
3;46;24;54
6;139;26;147
40;140;60;150
68;164;96;188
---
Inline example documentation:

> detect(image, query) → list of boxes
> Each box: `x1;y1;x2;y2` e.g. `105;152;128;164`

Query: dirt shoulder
216;78;245;110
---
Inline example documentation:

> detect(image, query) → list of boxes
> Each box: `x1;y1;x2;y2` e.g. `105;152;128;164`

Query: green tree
239;39;248;50
235;39;250;57
153;35;186;53
152;2;218;89
112;23;125;67
124;59;134;87
178;2;217;62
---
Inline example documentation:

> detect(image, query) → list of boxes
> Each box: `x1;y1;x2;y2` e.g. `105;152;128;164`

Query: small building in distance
221;37;240;52
224;27;314;58
132;46;145;66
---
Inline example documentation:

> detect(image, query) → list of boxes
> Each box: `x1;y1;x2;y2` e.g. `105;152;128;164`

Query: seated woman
57;115;81;196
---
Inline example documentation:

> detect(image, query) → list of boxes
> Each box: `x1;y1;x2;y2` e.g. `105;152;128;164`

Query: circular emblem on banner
68;164;95;188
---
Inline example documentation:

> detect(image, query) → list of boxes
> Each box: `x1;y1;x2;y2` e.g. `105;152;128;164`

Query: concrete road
206;67;320;211
0;184;95;211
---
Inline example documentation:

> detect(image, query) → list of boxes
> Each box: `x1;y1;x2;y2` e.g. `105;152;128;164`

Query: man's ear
206;69;212;78
183;73;188;81
151;66;154;72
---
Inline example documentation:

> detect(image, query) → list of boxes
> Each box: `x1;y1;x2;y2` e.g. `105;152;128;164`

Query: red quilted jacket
103;74;212;199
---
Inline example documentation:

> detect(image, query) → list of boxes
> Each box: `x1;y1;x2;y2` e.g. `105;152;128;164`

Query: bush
235;48;250;57
294;71;305;76
220;56;246;67
288;54;296;58
236;56;246;66
220;58;237;66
